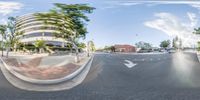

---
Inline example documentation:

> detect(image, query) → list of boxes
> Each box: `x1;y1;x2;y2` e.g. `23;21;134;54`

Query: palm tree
89;41;96;52
0;25;7;56
34;40;46;53
193;28;200;51
7;16;23;56
193;28;200;34
35;3;95;62
78;42;86;49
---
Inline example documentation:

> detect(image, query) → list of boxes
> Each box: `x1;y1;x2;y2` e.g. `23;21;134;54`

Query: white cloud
111;0;200;5
118;2;142;6
106;0;200;11
0;19;7;24
187;12;198;28
103;1;141;9
0;1;23;16
190;4;200;9
144;12;200;47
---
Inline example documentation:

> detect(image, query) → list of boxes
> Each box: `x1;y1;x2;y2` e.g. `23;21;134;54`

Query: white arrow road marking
124;60;137;68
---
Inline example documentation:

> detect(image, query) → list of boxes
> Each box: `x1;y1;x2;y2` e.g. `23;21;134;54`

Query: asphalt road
1;52;200;100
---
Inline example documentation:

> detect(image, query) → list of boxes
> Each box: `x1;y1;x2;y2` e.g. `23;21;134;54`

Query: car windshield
0;0;200;100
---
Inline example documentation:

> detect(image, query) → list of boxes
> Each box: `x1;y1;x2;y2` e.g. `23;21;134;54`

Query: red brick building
114;44;136;52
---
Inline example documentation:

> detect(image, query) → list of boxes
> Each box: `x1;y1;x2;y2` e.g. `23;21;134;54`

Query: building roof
114;44;135;48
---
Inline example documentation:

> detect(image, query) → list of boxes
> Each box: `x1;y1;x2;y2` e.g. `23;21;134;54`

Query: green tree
172;36;178;49
53;3;95;39
193;28;200;51
0;25;7;56
110;46;115;52
160;40;170;49
35;3;95;62
103;45;115;52
179;39;182;49
172;36;183;49
77;42;86;49
34;40;46;53
89;41;95;52
103;46;111;51
7;17;23;56
197;42;200;51
193;28;200;34
135;41;152;50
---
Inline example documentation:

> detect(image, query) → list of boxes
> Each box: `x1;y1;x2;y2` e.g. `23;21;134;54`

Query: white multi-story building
16;13;67;47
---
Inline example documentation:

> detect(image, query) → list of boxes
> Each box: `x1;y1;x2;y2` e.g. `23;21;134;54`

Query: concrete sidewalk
197;52;200;62
1;53;91;83
0;55;94;91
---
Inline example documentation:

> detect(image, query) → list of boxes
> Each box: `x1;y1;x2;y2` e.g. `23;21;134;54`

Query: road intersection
0;52;200;100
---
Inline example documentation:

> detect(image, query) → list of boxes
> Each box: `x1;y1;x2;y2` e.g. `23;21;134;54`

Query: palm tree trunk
87;42;90;57
6;47;9;58
1;35;3;57
72;42;79;63
14;43;17;52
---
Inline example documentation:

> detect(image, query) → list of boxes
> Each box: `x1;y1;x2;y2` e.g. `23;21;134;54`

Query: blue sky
1;0;200;48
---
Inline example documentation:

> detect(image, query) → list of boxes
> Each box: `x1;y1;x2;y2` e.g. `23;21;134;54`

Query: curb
197;52;200;62
0;56;93;84
110;52;167;55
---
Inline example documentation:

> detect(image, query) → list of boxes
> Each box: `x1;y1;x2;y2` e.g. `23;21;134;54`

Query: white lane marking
124;60;137;68
142;59;145;61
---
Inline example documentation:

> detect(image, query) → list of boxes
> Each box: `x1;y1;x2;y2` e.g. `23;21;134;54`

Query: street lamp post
87;41;90;57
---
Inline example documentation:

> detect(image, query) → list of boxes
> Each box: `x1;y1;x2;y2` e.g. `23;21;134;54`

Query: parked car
138;49;153;53
168;48;176;53
159;49;167;52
